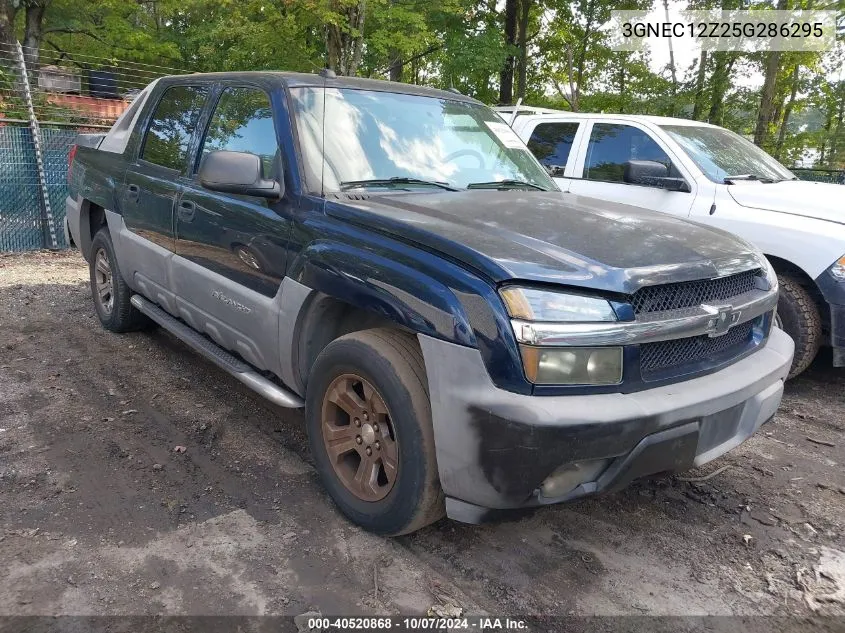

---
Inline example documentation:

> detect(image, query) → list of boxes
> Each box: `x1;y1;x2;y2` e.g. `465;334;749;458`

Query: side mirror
199;150;283;200
544;164;566;178
623;160;689;192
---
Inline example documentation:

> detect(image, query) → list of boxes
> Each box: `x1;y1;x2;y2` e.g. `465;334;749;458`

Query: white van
500;106;845;377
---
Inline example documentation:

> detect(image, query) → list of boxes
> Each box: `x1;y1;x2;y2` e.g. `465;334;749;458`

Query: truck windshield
661;124;795;184
290;87;556;193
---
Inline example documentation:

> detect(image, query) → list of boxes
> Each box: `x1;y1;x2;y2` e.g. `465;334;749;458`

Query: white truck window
526;122;579;176
660;124;794;183
584;123;671;183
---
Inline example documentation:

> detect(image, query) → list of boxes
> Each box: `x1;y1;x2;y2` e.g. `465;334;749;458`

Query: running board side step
130;294;304;408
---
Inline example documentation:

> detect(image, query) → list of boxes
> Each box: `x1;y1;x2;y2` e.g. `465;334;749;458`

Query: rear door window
584;123;671;183
141;85;208;172
526;122;580;175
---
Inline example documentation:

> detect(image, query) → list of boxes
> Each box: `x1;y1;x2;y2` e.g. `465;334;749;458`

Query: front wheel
305;328;444;535
775;274;822;379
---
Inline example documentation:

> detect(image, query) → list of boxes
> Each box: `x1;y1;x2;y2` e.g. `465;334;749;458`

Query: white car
499;106;845;377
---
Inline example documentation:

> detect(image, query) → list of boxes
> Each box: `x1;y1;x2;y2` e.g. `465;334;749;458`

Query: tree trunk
754;0;788;147
754;50;782;147
834;87;845;167
388;48;402;82
326;0;366;76
617;55;626;113
350;2;365;76
708;52;734;126
556;47;579;111
24;2;48;70
774;64;800;160
573;0;597;111
0;0;18;77
662;0;677;114
515;0;530;100
0;0;15;47
498;0;517;104
692;50;708;120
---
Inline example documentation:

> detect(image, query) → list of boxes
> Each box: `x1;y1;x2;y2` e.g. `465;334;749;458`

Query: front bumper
419;327;794;523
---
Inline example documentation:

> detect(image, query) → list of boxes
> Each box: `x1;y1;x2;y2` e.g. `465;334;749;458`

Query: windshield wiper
339;177;459;191
724;174;778;184
466;179;547;191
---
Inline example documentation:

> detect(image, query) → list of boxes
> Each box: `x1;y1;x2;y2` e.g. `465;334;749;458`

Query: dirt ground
1;251;844;625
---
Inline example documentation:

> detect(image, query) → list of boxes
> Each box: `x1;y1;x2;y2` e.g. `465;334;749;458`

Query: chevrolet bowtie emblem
702;304;742;337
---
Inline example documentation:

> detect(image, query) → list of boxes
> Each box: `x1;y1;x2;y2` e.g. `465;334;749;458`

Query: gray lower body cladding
419;328;794;523
129;294;303;408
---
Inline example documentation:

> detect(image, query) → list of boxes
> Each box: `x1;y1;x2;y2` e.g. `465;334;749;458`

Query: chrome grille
640;320;755;378
628;270;760;315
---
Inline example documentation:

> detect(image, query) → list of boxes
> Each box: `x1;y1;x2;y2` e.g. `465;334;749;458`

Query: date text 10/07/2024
306;617;529;630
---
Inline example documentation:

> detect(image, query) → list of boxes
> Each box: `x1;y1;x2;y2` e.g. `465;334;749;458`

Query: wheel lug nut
373;423;379;432
375;441;380;450
354;418;361;427
356;436;362;444
366;447;372;456
363;411;369;421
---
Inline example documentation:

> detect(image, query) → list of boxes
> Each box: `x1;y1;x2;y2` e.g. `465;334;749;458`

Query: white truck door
517;118;586;192
568;120;699;218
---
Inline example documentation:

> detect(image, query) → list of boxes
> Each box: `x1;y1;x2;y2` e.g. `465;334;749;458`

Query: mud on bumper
418;328;794;524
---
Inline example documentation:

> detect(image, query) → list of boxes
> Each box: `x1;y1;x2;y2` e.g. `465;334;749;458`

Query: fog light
520;345;623;385
540;459;610;498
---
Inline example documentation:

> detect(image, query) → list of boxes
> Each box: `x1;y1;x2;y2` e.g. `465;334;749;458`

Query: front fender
285;225;530;395
292;240;477;346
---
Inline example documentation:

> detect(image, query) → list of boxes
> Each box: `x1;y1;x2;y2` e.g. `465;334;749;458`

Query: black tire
776;274;822;379
89;228;151;333
305;328;445;535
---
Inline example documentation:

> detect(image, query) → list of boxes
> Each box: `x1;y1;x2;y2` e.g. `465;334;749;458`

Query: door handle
126;183;140;201
177;199;196;222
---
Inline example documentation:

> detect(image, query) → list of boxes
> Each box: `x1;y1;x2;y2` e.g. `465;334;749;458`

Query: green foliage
2;0;842;168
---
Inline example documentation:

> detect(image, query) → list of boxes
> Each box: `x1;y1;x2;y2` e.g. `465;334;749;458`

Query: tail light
67;144;78;184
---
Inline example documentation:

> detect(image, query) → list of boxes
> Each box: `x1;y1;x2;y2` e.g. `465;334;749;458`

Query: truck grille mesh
640;320;755;378
628;270;760;314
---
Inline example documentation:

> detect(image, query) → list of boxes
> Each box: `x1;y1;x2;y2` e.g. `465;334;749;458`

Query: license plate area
696;403;745;455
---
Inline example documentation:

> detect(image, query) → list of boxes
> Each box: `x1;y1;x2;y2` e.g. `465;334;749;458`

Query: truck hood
328;190;761;294
727;180;844;224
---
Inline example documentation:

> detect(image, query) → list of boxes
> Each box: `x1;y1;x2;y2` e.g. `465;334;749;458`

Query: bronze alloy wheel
320;373;398;502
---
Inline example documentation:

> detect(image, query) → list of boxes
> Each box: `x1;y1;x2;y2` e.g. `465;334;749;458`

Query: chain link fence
0;42;183;252
0;124;43;250
0;125;87;250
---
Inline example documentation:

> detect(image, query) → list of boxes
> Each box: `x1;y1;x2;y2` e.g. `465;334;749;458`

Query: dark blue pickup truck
65;71;793;535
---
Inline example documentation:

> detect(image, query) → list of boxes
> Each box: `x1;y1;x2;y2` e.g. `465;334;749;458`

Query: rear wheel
775;273;822;378
89;228;151;333
305;328;444;535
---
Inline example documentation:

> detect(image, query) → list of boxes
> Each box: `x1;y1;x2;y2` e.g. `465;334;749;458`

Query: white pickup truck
499;106;845;377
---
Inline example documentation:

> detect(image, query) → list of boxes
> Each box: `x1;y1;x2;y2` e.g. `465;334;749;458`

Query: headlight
520;346;623;385
500;287;617;322
762;256;778;292
830;255;845;281
500;287;622;385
